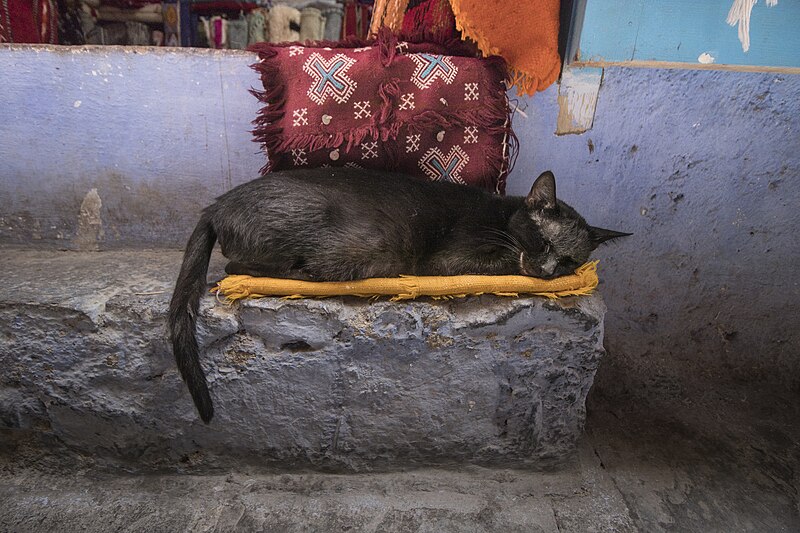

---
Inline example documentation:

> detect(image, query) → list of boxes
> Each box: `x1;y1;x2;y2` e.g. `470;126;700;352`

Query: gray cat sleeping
169;168;629;422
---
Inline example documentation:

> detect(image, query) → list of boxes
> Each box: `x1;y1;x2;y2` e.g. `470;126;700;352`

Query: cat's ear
525;171;557;210
589;226;632;247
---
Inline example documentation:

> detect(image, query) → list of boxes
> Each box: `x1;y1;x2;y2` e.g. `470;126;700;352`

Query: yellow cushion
213;261;599;302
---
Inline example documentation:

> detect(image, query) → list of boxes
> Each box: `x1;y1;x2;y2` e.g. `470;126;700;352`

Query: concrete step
0;248;605;472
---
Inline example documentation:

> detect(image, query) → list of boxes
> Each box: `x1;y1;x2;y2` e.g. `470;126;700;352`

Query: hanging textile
1;0;59;43
370;0;561;95
342;0;371;39
448;0;561;94
299;6;324;41
399;0;456;40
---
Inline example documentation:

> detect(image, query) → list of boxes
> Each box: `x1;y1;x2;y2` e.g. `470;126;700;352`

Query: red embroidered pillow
248;30;516;193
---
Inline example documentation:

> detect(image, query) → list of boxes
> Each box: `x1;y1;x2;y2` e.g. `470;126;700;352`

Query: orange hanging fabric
448;0;561;95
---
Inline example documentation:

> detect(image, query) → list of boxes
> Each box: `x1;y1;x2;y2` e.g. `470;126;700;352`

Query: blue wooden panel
580;0;644;62
580;0;800;68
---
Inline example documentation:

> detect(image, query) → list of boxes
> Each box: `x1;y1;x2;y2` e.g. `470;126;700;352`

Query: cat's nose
540;257;557;277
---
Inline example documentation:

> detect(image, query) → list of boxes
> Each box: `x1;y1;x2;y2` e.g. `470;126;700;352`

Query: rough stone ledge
0;249;606;472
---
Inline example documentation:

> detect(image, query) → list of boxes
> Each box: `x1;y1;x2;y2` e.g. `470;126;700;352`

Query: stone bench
0;248;606;472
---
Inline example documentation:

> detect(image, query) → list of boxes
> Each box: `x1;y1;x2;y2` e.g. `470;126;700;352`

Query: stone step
0;248;605;472
0;441;636;533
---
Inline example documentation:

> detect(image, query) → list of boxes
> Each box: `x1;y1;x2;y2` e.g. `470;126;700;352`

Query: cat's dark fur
169;168;629;422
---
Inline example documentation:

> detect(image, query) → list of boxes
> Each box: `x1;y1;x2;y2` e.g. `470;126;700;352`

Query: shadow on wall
506;66;800;394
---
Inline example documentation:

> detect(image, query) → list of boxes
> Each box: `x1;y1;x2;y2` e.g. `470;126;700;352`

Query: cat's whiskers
481;227;523;255
480;236;520;255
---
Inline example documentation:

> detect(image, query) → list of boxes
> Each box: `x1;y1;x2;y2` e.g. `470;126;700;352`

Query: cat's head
512;171;630;279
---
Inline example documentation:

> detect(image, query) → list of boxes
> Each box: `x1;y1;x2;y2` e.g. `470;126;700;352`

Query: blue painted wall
508;67;800;393
0;46;263;246
1;46;798;393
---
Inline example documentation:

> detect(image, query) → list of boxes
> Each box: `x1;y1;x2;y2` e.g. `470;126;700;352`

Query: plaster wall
0;46;262;247
509;67;800;392
1;46;798;391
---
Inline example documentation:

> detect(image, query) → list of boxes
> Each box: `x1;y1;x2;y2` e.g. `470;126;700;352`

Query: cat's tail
168;211;217;423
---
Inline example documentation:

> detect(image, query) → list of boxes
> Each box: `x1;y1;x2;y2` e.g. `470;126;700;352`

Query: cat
168;168;629;423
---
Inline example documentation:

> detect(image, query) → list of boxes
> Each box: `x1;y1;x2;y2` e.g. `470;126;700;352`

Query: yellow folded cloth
214;261;598;302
